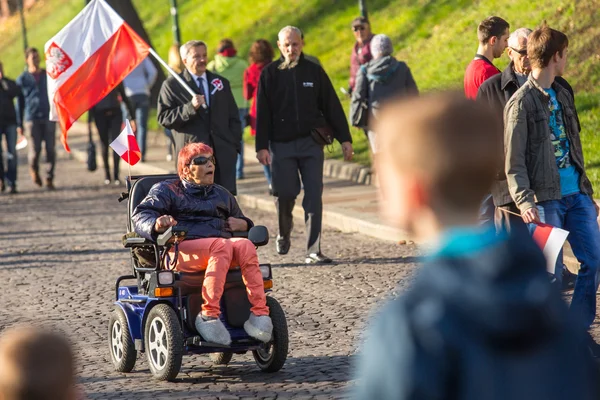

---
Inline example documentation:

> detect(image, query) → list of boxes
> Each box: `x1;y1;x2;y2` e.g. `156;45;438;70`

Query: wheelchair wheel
209;352;233;365
252;296;288;372
108;307;137;373
144;304;183;381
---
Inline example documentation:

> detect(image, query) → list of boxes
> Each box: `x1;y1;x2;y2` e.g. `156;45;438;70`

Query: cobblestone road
0;153;420;399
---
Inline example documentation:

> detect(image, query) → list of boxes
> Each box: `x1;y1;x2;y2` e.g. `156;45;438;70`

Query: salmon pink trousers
171;237;269;318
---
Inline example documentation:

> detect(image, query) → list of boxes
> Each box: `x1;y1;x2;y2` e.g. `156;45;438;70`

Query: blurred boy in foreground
0;326;77;400
354;93;598;399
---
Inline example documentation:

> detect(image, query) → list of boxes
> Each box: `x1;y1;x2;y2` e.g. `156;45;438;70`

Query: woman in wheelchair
132;142;272;346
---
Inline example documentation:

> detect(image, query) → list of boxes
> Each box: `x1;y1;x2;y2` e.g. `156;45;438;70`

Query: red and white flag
532;223;570;273
45;0;149;151
110;120;141;165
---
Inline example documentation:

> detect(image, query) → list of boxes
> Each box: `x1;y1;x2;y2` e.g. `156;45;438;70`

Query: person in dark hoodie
88;83;135;185
353;93;599;400
350;34;418;153
0;60;22;194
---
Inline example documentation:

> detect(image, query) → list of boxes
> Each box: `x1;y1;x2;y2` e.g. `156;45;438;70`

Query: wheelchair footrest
186;336;232;348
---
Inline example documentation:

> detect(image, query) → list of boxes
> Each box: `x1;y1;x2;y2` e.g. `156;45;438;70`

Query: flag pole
148;47;195;97
125;119;133;183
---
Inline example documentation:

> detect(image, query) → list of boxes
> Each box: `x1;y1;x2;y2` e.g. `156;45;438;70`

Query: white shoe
195;315;231;346
244;314;273;343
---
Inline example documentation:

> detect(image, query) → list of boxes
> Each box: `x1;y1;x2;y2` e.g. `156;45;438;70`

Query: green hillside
1;0;599;186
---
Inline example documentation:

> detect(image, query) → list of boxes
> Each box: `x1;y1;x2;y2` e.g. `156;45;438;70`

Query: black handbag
310;124;335;147
87;123;97;172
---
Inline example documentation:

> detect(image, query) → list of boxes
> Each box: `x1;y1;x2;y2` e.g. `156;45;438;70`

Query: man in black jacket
0;61;22;194
256;26;354;264
158;40;241;195
477;27;578;232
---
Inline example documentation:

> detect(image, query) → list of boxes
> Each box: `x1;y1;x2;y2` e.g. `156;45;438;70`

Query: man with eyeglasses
464;16;509;100
349;16;375;94
478;28;577;231
158;40;242;195
478;27;579;291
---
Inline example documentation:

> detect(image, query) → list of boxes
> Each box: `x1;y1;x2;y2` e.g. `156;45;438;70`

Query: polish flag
532;223;570;274
45;0;149;151
110;120;141;165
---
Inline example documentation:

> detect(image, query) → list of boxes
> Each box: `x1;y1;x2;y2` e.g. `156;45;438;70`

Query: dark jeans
530;193;600;329
122;94;150;160
0;124;17;188
26;120;56;180
94;109;122;181
237;108;248;179
271;136;324;255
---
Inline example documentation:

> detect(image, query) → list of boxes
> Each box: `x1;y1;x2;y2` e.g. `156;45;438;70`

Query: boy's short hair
477;16;510;44
527;24;569;69
24;47;38;58
375;92;502;214
0;326;74;400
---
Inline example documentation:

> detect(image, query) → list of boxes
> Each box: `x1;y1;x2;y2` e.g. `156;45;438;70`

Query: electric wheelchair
108;174;289;381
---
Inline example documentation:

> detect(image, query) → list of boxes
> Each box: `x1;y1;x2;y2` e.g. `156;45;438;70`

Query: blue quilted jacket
132;178;253;242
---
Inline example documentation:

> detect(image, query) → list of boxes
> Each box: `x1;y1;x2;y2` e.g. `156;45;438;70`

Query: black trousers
94;108;122;181
270;136;324;255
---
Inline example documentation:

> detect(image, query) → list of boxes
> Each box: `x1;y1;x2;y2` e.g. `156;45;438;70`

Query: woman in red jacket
243;39;274;193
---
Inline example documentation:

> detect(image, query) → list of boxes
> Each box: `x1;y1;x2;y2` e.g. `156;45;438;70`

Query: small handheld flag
110;119;141;166
532;223;570;274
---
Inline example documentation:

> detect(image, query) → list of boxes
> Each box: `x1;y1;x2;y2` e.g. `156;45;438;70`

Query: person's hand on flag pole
110;119;141;166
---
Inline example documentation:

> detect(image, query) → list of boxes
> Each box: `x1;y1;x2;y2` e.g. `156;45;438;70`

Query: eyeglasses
189;155;216;166
509;47;528;56
352;25;365;32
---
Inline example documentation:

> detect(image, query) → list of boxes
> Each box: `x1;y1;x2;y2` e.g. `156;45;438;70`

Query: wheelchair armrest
122;232;154;248
157;226;188;246
230;226;269;246
248;226;269;246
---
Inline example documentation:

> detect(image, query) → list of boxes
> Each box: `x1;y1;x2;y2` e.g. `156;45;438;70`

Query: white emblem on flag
45;42;73;79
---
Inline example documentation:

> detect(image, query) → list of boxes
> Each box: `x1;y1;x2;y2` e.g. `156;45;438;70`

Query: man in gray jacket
504;24;600;353
350;34;418;152
158;40;241;195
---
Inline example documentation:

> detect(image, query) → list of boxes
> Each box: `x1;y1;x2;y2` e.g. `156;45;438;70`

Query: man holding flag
157;40;242;195
504;24;600;354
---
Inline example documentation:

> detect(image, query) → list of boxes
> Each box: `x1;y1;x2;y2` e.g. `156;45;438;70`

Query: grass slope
1;0;599;187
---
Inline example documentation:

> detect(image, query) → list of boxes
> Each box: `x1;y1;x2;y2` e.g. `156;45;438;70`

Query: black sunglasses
189;155;216;166
509;47;528;56
352;25;365;32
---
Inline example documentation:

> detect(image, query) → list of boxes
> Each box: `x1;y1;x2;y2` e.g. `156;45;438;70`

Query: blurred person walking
88;83;135;185
243;39;275;193
122;56;157;162
256;26;353;264
464;16;509;100
350;34;418;153
0;60;22;194
16;47;57;190
158;40;241;195
208;39;249;180
354;92;599;400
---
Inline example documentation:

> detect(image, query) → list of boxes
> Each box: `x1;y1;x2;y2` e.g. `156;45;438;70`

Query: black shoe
276;235;290;255
305;253;332;264
0;180;5;192
9;186;17;194
586;332;600;358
